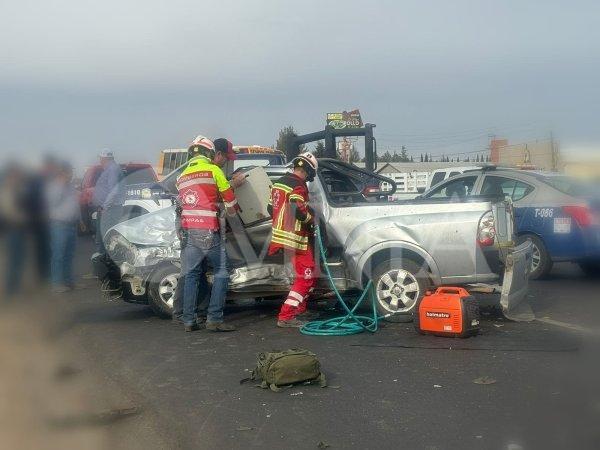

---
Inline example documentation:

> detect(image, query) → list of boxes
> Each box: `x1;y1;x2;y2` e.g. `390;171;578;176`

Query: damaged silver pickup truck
94;159;532;322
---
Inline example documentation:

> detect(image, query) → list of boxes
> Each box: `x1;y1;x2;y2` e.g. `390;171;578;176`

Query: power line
376;121;545;139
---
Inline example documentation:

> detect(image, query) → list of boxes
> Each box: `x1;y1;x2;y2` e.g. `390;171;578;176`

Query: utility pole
549;130;561;172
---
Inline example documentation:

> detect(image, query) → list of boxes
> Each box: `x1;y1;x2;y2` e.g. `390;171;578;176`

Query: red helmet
293;152;318;181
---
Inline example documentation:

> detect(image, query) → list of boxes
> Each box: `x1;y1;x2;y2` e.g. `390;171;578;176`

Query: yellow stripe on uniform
288;194;305;202
272;183;293;193
271;236;308;251
276;208;285;229
272;228;309;243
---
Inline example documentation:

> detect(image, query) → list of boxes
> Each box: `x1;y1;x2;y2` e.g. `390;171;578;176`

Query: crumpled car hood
109;206;177;246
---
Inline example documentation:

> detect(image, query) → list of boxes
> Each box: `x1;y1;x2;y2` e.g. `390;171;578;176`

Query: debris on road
473;377;497;385
54;364;82;381
47;406;140;429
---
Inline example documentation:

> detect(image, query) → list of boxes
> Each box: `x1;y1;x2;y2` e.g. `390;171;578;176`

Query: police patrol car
421;167;600;278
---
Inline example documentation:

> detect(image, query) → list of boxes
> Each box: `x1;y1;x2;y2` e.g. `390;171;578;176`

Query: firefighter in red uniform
268;152;319;328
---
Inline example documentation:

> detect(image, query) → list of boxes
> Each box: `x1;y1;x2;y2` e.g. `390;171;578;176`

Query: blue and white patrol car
422;167;600;278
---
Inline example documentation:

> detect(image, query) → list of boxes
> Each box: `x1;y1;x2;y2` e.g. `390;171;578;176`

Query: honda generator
414;287;480;338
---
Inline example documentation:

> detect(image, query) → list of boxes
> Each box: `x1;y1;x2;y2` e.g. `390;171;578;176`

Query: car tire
370;258;431;323
578;260;600;278
148;264;180;318
518;234;553;280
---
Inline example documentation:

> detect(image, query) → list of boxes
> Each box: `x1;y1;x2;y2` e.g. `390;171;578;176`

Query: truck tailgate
500;240;534;321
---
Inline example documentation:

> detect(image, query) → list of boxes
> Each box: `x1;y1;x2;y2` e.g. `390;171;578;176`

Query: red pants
278;248;316;321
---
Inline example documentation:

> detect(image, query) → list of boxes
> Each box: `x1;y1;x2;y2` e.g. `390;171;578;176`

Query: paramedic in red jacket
268;152;318;328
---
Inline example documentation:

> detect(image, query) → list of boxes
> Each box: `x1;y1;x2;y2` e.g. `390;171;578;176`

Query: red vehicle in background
80;163;157;232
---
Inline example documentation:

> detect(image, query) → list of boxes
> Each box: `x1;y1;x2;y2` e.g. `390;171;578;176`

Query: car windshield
124;167;156;184
161;165;186;193
318;160;390;204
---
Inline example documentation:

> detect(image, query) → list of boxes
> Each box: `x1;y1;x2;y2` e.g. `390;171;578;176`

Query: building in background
490;138;560;171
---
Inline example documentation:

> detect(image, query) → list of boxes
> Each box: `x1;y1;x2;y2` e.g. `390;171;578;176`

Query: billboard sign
326;109;363;129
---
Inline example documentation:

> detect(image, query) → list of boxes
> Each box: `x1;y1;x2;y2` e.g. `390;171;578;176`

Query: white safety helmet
293;152;319;181
188;135;216;159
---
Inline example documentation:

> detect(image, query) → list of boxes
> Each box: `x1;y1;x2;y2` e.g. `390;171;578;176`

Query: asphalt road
6;236;600;450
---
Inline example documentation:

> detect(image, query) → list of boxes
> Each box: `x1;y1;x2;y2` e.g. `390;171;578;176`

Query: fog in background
2;0;600;170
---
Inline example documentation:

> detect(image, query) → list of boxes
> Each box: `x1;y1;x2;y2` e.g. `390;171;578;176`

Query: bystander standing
92;150;123;256
0;164;28;298
46;162;81;293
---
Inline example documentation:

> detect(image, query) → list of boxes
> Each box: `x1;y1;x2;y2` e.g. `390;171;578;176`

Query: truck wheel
371;258;431;323
148;264;179;318
518;234;553;280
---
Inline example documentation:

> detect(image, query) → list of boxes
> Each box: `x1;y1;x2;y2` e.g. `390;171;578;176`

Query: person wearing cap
92;150;123;254
45;161;81;293
176;135;240;332
172;137;246;326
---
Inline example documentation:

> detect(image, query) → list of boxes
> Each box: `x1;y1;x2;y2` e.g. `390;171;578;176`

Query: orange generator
414;287;480;338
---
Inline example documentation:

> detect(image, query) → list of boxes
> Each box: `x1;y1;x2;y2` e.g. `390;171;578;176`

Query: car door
224;167;278;267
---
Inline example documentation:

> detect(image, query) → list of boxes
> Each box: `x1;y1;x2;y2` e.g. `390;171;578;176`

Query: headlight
135;246;179;266
106;232;180;267
106;233;138;265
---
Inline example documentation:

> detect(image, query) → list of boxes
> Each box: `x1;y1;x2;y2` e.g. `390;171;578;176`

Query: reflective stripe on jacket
176;155;237;230
268;172;313;253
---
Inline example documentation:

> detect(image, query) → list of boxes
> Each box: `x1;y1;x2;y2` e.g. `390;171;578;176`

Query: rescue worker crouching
176;135;240;332
268;152;319;328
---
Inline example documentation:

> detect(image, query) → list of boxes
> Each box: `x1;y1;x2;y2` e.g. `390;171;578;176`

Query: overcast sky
1;0;599;170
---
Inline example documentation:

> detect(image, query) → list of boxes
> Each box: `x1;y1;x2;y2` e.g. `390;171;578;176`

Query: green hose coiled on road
300;226;381;336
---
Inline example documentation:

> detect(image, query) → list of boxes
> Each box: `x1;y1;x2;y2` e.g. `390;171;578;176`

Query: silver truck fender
354;240;442;287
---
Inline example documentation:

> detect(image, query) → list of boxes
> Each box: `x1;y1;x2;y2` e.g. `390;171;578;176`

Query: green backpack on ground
241;349;327;392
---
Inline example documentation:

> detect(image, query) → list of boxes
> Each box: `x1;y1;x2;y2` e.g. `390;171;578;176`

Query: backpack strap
318;372;327;388
239;368;258;385
304;372;327;388
269;383;283;393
